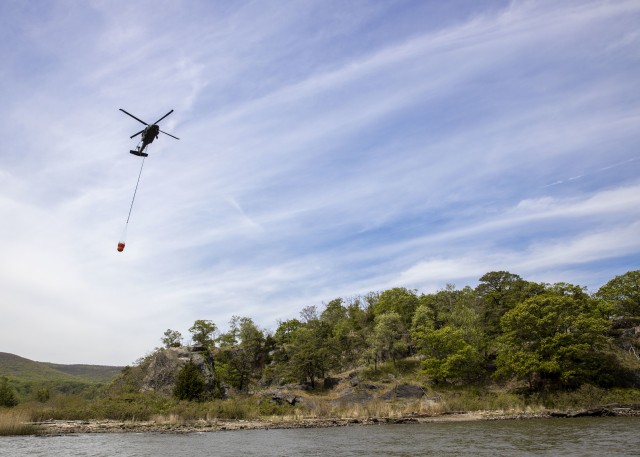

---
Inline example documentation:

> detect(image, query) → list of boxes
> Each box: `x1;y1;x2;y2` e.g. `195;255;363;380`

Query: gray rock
332;387;374;405
271;391;300;405
380;384;425;400
323;377;341;389
139;347;220;396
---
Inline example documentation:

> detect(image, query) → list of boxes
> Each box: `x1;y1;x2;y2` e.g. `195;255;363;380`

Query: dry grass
149;413;186;425
0;409;41;436
298;397;448;420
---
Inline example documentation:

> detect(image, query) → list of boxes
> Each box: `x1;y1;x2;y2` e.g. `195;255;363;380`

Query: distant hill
41;362;123;384
0;352;123;385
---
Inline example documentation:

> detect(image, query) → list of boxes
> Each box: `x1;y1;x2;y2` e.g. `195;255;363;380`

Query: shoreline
32;405;640;435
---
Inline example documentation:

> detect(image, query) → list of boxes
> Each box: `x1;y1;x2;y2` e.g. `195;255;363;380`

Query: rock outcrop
380;383;425;400
139;347;219;396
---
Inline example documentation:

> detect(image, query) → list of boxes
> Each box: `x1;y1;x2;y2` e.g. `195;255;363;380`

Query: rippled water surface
1;417;638;456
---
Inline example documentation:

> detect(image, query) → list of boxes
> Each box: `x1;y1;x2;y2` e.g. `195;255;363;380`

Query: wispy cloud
0;0;638;364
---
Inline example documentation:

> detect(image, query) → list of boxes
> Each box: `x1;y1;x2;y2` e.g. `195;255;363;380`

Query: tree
419;285;456;330
476;271;544;342
217;315;241;348
373;288;419;327
300;305;319;323
495;287;612;390
320;298;347;327
226;317;266;391
174;359;206;401
36;388;50;403
287;325;329;388
0;376;18;407
369;312;407;366
189;320;217;348
161;329;183;348
410;304;434;352
596;270;640;317
274;319;303;345
419;326;482;384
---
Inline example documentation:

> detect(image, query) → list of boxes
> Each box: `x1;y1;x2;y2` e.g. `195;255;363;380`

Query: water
1;417;638;456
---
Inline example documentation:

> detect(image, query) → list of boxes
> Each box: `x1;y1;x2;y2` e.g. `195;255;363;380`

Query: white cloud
1;0;639;364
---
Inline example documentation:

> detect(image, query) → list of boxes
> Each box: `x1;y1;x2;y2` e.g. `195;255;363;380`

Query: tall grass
0;409;41;436
10;386;639;429
333;398;446;419
436;388;528;413
535;385;640;410
20;393;295;424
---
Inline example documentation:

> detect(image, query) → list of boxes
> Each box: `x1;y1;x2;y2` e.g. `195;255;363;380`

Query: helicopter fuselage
141;124;160;146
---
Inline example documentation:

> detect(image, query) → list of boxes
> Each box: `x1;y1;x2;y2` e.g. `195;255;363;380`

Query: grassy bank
3;385;637;432
0;409;41;436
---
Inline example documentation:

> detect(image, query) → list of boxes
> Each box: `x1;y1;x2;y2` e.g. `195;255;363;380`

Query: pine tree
173;359;206;401
0;377;18;407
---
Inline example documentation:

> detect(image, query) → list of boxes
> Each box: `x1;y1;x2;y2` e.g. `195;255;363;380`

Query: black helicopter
120;108;179;157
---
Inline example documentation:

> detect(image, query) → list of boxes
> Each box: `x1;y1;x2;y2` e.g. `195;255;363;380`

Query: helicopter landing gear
130;149;148;157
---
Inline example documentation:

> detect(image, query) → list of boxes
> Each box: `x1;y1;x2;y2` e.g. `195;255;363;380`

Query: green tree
320;298;365;370
0;376;18;407
369;312;407;366
373;288;419;327
189;320;217;348
287;324;329;388
596;270;640;317
274;319;303;346
320;298;347;327
495;287;612;390
224;317;266;391
161;329;183;348
411;304;435;352
420;326;482;383
36;388;50;403
174;359;206;401
476;271;543;340
419;284;459;329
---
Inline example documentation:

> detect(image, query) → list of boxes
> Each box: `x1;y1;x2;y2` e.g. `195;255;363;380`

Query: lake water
1;417;638;456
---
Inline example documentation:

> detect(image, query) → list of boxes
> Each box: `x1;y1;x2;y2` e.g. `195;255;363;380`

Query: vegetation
174;359;207;401
0;410;40;436
0;352;121;404
1;270;639;435
0;377;18;407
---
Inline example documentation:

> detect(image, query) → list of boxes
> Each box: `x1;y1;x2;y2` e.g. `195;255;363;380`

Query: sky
1;0;638;366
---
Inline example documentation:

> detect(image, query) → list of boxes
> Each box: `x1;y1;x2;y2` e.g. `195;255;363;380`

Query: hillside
0;352;123;385
41;362;123;384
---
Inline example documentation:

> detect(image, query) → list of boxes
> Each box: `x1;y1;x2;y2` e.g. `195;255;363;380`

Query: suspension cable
126;157;146;224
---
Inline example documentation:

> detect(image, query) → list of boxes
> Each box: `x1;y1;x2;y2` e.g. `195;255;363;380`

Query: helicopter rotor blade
120;109;148;126
130;129;145;139
152;109;174;125
160;130;180;140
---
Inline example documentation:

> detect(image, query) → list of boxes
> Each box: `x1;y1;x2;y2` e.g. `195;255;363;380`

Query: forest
126;269;640;400
1;270;639;434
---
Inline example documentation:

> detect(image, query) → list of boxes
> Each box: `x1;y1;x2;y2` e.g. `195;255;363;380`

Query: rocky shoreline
33;405;640;435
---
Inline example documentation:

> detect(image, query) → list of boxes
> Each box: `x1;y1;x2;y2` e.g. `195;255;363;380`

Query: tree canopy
158;270;638;396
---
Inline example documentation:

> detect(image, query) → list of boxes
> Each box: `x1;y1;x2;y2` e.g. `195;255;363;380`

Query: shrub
0;377;18;407
174;359;206;401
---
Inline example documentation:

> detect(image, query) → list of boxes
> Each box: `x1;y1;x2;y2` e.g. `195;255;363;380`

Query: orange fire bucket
117;242;125;252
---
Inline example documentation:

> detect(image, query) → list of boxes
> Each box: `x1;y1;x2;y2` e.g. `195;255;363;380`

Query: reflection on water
1;417;638;457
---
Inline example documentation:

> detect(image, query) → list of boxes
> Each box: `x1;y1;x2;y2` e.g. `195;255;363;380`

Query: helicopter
120;108;179;157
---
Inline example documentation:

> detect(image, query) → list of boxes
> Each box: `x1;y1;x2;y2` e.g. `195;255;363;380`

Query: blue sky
1;0;638;365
